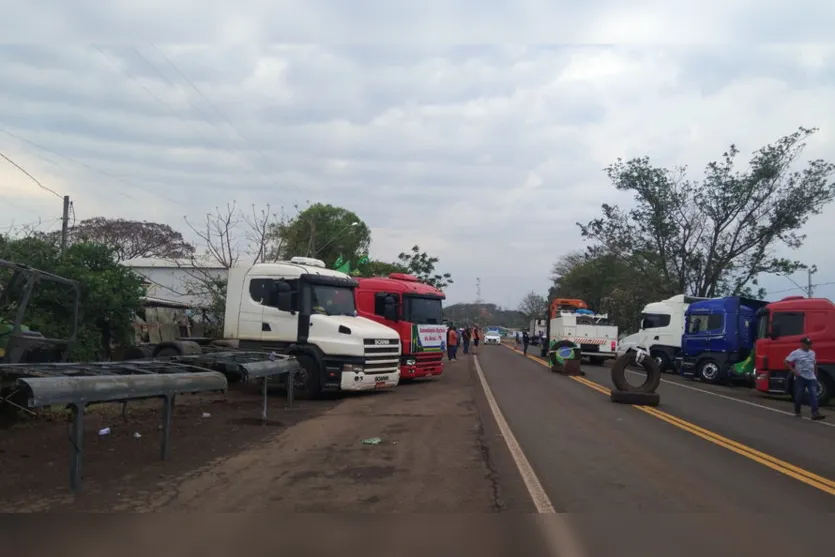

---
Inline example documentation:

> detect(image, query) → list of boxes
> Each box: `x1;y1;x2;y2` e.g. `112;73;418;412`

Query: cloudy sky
1;4;834;308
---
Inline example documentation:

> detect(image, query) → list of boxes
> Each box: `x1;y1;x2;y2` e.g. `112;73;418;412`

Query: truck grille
363;338;400;374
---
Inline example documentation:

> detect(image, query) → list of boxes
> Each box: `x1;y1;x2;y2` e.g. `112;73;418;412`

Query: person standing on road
462;327;472;355
472;327;480;355
522;330;530;356
785;337;826;420
447;325;459;361
515;331;521;348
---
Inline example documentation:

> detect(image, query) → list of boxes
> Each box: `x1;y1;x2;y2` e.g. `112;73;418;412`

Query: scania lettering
355;273;446;380
222;256;402;398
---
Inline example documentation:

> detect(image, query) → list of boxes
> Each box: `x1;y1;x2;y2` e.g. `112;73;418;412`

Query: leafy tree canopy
518;291;548;320
395;245;454;290
41;217;195;262
0;235;144;361
578;127;835;298
269;203;371;268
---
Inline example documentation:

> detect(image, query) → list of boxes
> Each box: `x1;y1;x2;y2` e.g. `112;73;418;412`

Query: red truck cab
754;296;835;406
355;273;446;380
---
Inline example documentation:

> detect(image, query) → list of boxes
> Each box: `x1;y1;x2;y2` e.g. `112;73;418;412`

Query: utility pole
60;195;70;256
808;265;817;297
306;221;315;257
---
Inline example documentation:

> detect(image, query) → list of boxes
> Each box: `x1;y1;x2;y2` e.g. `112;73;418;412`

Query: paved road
476;344;835;554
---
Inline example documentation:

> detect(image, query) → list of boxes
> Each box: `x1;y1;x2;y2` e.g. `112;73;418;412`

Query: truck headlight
406;359;416;366
342;363;362;372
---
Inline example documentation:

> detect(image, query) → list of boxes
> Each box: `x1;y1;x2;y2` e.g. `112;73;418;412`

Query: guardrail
16;371;228;493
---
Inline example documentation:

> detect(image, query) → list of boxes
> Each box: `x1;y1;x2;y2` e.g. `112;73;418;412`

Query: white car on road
484;331;502;345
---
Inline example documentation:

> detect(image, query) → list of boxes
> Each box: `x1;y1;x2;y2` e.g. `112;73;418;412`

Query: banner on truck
412;324;446;352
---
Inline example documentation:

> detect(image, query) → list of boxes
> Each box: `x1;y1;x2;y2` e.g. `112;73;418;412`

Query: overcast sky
1;6;834;308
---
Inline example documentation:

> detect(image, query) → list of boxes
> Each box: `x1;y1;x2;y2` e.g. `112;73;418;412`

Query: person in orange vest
447;325;459;361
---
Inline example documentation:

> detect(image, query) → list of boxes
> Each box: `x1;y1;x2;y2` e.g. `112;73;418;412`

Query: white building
121;257;228;308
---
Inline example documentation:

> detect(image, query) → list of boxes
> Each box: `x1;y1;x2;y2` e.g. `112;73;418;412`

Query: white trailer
547;311;618;365
616;294;708;372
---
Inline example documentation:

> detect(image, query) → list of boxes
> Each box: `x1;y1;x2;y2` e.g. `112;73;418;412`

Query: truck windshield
308;284;356;316
641;313;670;329
404;296;443;324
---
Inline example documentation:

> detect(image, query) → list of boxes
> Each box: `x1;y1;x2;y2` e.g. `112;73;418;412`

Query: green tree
354;259;408;278
518;291;548;320
550;250;674;333
0;235;144;361
396;245;454;290
579;127;835;298
268;203;371;268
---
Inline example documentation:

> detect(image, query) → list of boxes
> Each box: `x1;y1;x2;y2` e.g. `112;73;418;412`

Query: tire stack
610;351;662;406
548;339;585;376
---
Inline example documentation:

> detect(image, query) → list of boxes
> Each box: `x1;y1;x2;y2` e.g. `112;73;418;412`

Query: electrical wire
0;151;63;199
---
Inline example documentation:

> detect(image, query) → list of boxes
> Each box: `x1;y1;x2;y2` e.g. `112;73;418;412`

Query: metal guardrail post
69;403;84;493
161;395;174;461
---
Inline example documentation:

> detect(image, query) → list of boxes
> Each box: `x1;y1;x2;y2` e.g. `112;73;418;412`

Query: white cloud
2;33;835;308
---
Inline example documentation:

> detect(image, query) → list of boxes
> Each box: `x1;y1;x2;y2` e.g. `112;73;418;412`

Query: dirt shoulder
1;354;530;512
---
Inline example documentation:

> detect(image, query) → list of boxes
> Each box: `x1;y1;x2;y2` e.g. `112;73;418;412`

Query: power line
767;281;835;296
0;150;63;198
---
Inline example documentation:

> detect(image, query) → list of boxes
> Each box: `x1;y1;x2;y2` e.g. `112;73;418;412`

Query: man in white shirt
785;337;826;420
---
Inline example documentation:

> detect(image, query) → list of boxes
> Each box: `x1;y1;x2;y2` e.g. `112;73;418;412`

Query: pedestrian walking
447;325;459;361
785;337;826;420
472;327;480;355
515;331;521;349
522;330;530;356
462;327;472;355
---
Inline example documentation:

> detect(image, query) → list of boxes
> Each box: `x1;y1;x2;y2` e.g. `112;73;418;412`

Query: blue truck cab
679;296;768;384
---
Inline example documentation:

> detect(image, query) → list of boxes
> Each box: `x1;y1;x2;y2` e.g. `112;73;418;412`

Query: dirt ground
0;355;504;512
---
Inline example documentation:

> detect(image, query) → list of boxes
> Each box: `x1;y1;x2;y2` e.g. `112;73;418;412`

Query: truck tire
294;354;323;400
121;345;154;360
651;351;671;373
610;390;660;406
817;373;834;406
697;358;722;384
611;351;661;394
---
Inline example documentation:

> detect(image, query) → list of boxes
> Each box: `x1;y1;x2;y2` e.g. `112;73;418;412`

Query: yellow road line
501;343;835;496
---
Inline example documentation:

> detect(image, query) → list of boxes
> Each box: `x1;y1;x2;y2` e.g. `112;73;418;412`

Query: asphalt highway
475;343;835;555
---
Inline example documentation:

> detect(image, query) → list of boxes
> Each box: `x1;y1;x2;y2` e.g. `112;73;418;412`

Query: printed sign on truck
412;324;446;352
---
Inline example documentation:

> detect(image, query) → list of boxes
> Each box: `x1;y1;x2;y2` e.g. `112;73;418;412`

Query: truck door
684;310;725;356
766;311;805;393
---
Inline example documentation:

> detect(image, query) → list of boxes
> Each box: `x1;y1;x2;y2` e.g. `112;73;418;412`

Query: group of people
446;325;481;361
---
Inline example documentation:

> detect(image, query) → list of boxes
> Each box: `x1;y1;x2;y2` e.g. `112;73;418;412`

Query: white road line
473;355;585;557
622;369;835;428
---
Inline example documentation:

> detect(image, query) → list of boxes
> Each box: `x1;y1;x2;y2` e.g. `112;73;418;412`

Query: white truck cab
224;256;401;397
617;294;707;372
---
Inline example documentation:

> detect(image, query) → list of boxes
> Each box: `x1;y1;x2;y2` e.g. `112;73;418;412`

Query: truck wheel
651;351;671;373
817;374;834;406
294;354;323;400
154;346;183;358
697;359;721;384
611;351;661;393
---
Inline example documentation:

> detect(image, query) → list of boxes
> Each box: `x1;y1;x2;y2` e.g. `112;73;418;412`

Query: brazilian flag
732;349;756;376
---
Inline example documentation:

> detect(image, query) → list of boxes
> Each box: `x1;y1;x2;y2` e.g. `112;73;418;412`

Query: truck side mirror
383;297;398;321
274;281;292;312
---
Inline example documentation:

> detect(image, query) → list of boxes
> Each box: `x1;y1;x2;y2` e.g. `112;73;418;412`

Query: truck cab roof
766;296;835;312
356;274;445;298
686;296;769;315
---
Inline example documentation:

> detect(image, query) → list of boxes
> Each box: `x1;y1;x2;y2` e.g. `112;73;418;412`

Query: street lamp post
313;221;360;258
